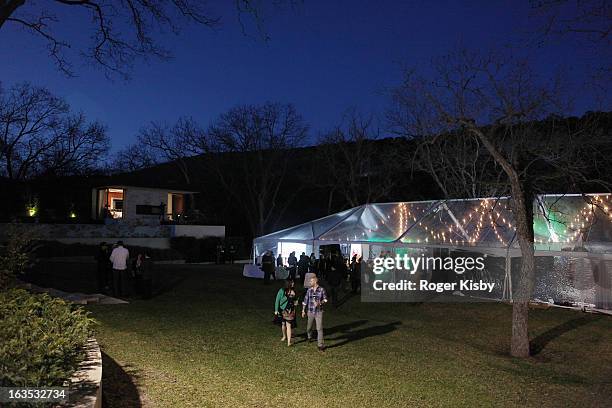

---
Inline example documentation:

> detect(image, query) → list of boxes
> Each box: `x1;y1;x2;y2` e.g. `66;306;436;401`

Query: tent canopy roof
254;194;612;249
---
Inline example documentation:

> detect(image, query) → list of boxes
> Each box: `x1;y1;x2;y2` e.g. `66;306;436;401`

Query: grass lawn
87;264;612;407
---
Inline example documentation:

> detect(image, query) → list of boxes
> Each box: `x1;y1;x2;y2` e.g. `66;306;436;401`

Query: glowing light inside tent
350;244;362;258
277;242;307;264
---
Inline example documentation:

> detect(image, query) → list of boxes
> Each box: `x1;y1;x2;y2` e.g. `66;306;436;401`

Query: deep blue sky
1;1;609;153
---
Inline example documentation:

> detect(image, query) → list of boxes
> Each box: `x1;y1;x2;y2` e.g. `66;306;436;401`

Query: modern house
91;185;196;222
0;182;225;248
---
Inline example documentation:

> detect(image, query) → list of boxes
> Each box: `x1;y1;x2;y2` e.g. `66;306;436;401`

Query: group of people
261;250;363;302
96;241;151;298
266;250;367;352
274;275;328;351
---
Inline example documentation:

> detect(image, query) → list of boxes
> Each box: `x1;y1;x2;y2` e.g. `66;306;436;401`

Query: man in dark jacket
95;242;111;293
297;252;309;285
326;254;345;306
287;251;298;280
261;251;275;284
350;255;361;293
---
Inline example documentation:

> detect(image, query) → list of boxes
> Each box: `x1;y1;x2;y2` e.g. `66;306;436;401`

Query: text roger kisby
372;279;496;293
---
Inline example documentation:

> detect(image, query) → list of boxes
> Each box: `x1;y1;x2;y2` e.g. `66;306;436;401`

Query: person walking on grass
275;279;298;346
302;275;328;352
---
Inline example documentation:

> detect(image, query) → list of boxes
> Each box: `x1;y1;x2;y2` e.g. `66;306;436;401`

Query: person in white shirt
109;241;130;297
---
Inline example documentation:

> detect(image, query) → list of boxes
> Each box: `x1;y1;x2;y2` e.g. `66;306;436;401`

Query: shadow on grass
530;316;602;356
149;275;189;299
326;321;402;349
326;319;369;335
293;320;369;344
102;352;143;408
334;290;359;308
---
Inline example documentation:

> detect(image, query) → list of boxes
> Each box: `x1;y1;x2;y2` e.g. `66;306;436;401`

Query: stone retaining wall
62;337;102;408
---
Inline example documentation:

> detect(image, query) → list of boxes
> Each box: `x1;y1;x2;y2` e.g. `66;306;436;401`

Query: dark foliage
0;288;94;387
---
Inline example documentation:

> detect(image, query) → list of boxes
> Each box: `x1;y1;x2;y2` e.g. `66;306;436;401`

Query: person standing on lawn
287;251;298;280
96;241;111;293
326;253;345;306
109;241;130;297
275;279;298;346
297;252;309;285
302;275;328;352
261;250;275;284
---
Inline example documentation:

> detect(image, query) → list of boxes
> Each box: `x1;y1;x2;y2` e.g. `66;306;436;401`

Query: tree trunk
257;197;265;237
327;189;334;214
471;127;535;358
509;184;535;358
511;301;530;357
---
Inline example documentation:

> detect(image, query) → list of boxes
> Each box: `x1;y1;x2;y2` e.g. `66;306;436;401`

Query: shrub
170;236;223;262
33;241;97;258
170;237;200;262
199;237;224;262
0;224;37;290
33;241;183;261
0;289;95;387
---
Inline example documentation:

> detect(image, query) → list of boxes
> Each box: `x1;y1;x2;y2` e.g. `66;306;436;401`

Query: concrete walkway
17;281;128;304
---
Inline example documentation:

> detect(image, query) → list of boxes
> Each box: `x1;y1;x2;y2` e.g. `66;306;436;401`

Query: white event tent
251;194;612;310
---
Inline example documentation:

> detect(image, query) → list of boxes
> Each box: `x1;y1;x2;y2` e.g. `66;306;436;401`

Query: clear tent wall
253;194;612;310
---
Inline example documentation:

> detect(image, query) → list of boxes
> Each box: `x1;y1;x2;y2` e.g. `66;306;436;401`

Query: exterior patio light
27;204;37;217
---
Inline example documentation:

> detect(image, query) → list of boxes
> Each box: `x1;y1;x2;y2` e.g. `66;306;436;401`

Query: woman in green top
275;279;297;346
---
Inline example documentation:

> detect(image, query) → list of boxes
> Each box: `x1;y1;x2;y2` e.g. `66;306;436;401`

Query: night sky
1;1;608;152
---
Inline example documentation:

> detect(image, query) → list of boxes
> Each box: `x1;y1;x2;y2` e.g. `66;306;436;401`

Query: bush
169;237;200;262
0;289;95;387
33;241;97;258
33;240;183;261
0;225;37;290
170;236;223;262
199;237;224;262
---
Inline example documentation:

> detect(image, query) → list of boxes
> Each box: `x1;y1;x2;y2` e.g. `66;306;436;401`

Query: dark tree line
111;103;416;237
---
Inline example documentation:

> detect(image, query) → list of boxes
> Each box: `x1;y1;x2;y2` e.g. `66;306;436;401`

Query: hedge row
169;237;224;263
33;240;183;261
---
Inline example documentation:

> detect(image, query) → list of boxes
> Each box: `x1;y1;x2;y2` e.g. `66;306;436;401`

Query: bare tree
136;117;204;184
203;103;308;236
0;0;267;78
530;0;611;43
0;82;109;180
529;0;611;107
315;111;401;212
388;50;611;357
111;143;161;173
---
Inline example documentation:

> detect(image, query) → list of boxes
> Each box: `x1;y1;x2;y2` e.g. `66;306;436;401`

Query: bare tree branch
0;82;110;179
0;0;269;78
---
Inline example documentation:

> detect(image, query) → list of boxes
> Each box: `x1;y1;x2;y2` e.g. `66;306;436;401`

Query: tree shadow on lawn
102;352;144;408
148;275;189;299
325;321;402;349
529;315;603;356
